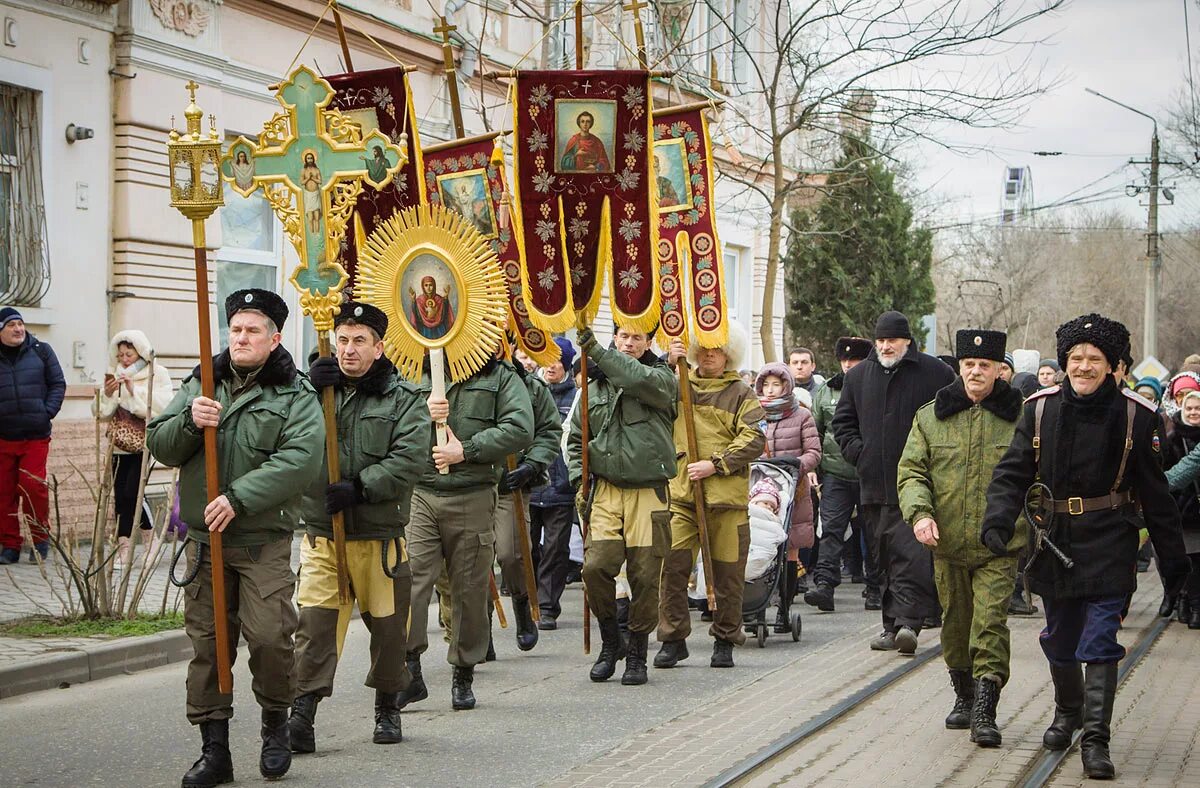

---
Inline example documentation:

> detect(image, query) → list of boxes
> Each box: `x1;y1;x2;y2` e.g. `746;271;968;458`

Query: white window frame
723;244;744;320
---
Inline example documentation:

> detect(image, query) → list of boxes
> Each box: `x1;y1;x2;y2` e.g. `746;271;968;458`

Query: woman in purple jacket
755;363;822;630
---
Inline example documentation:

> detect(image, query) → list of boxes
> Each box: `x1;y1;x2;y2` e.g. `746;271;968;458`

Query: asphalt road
0;582;882;787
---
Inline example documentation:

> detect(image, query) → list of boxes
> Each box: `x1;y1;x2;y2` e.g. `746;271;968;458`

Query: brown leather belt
1052;490;1132;516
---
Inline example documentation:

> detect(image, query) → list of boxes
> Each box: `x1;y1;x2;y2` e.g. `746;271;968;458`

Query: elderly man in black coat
832;310;954;654
979;313;1187;780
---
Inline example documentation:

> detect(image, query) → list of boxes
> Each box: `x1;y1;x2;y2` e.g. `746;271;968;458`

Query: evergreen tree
783;136;935;366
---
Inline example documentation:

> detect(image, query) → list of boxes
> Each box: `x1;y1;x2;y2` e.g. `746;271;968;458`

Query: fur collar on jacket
194;346;299;388
933;377;1023;422
827;372;846;391
337;356;397;396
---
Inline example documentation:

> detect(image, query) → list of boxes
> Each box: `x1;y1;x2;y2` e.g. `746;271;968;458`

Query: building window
723;246;741;318
0;82;50;306
217;139;280;348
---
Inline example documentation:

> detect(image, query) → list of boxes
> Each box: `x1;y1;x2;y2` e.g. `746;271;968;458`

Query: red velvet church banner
512;70;658;333
652;106;728;348
326;66;424;290
422;133;558;367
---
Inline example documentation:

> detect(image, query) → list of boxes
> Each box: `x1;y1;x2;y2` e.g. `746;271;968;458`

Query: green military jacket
897;378;1028;565
568;343;677;489
415;358;534;494
812;376;856;481
300;358;427;541
512;366;563;482
147;347;325;548
669;371;766;511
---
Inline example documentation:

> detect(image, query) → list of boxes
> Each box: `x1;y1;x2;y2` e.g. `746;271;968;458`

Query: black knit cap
226;288;288;330
335;301;388;340
955;329;1007;363
874;310;912;340
1055;313;1130;370
835;336;873;362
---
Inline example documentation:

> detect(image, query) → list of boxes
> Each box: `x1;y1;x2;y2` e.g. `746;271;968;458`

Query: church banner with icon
512;70;658;333
652;106;728;348
326;66;425;291
423;133;559;367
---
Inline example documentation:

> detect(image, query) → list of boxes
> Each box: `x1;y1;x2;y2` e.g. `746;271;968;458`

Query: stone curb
0;629;191;701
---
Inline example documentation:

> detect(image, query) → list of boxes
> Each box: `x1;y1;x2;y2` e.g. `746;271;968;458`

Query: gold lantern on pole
166;80;233;695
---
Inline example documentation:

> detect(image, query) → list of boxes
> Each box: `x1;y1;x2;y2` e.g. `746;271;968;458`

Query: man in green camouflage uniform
897;328;1027;748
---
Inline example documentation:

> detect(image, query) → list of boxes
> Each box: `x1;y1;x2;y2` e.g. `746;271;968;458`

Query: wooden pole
434;16;466;139
317;331;352;605
192;219;233;695
623;0;648;69
429;349;450;475
331;3;355;73
574;0;584;69
578;345;591;655
499;339;541;622
489;570;508;628
677;363;717;611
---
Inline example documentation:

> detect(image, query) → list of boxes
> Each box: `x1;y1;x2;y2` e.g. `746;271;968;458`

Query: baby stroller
742;457;802;647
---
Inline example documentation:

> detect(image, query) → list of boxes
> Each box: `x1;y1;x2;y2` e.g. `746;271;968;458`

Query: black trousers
813;476;876;591
112;453;151;539
530;504;575;619
861;504;938;633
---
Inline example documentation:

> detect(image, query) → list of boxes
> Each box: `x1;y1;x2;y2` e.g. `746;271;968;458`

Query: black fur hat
335;301;388;340
955;329;1007;363
226;288;288;331
1055;313;1129;371
835;336;872;362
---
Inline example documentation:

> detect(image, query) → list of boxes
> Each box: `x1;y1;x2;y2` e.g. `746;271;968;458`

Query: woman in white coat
94;330;174;564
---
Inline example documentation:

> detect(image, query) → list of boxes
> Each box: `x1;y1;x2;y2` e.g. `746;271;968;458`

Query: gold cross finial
623;0;648;68
185;80;199;101
623;0;647;14
183;80;203;137
434;15;456;41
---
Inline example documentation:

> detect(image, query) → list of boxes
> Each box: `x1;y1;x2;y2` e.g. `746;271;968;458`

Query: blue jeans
1039;594;1126;665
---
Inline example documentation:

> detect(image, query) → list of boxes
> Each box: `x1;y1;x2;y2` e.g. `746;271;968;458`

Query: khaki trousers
582;480;669;634
183;537;297;724
293;536;411;697
658;506;750;645
408;487;497;667
935;556;1017;685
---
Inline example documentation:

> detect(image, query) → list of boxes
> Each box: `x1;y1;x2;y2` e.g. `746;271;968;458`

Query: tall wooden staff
166;83;232;693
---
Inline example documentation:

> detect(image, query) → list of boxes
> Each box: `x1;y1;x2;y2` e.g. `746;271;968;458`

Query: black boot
398;652;428;709
863;587;882;611
287;693;319;754
181;719;233;788
621;631;649;685
945;669;974;730
1043;662;1084;750
1189;601;1200;630
1080;663;1117;779
805;583;835;613
970;676;1002;747
654;639;689;668
512;595;539;651
616;597;631;635
1009;588;1039;616
451;665;476;710
1084;662;1118;777
1178;596;1191;624
589;617;626;682
259;709;291;780
373;689;403;744
710;638;734;668
1158;592;1178;618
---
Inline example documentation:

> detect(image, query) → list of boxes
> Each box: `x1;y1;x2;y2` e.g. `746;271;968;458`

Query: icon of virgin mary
408;275;455;340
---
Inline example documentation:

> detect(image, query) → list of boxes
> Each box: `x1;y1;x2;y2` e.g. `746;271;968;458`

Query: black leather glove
981;528;1010;557
324;480;362;515
308;356;341;389
499;462;536;494
578;327;598;353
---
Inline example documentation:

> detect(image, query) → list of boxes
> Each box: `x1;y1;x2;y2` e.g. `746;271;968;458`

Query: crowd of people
4;295;1200;786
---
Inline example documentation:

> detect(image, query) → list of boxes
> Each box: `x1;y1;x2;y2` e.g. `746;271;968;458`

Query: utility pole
1145;131;1160;360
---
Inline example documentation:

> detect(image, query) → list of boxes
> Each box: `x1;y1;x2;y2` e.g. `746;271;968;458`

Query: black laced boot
1043;662;1084;750
945;669;974;730
512;595;539;651
451;665;476;710
1080;663;1117;779
373;689;403;744
259;709;291;780
710;638;734;668
181;719;233;788
287;693;319;754
970;676;1002;747
621;631;649;685
589;617;626;682
654;639;689;668
398;652;428;709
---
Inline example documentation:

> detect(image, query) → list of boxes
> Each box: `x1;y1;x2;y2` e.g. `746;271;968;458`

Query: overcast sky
912;0;1198;232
